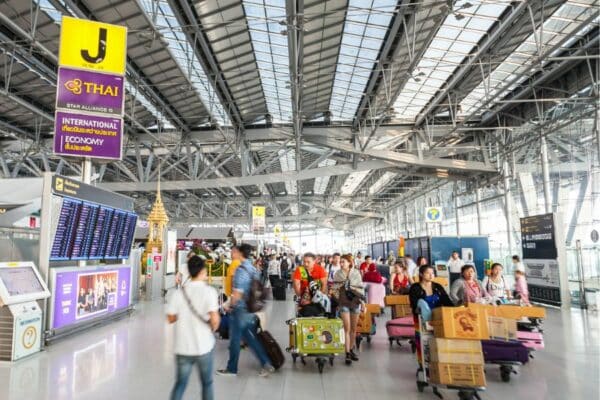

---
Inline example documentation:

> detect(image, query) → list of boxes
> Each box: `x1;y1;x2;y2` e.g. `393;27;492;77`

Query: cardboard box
366;303;381;315
468;303;546;320
488;316;517;341
429;339;484;364
428;362;486;387
433;277;449;287
356;311;372;334
392;304;412;318
385;295;410;306
431;307;489;340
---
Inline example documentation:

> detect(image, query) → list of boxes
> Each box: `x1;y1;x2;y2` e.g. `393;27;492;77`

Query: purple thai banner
52;265;131;330
53;111;123;160
56;67;124;116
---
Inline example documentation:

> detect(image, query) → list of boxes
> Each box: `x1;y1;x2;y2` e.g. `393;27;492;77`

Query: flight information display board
48;175;138;262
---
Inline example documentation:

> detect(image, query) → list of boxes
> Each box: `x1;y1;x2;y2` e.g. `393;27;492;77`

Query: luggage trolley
415;315;485;400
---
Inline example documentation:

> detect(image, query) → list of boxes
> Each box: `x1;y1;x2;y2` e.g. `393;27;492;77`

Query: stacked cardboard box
357;304;381;334
384;295;412;318
428;307;488;387
468;303;546;320
487;316;517;341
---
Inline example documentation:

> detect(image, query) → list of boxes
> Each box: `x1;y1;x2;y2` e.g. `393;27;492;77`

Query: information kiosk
0;262;50;361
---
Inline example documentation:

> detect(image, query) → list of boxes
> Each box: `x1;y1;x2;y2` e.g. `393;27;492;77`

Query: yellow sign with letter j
59;16;127;75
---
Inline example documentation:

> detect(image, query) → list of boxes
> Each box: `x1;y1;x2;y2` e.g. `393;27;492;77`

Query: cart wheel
396;339;402;347
500;365;512;382
317;359;325;374
366;336;372;344
389;338;394;347
356;336;362;348
292;354;297;364
458;390;475;400
301;357;306;365
416;381;426;393
329;356;334;366
410;340;416;354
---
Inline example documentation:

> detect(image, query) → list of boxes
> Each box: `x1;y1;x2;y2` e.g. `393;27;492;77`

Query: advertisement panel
51;265;131;329
53;111;123;160
59;16;127;75
57;67;124;116
252;206;266;234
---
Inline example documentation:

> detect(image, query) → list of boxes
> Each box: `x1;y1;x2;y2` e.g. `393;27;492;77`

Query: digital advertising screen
51;265;131;330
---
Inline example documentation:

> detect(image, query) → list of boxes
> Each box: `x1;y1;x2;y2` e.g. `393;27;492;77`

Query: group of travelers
165;244;531;399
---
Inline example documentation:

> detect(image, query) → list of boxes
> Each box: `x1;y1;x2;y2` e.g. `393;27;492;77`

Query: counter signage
52;175;134;211
53;111;123;160
52;265;131;329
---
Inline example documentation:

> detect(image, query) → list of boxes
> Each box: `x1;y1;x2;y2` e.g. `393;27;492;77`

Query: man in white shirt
267;254;281;286
327;252;342;287
167;256;220;400
447;251;465;284
405;254;418;278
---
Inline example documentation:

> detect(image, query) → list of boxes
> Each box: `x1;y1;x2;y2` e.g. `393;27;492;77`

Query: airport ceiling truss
0;0;597;230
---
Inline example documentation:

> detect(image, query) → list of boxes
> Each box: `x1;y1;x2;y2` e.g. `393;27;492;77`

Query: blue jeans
226;308;271;373
170;350;214;400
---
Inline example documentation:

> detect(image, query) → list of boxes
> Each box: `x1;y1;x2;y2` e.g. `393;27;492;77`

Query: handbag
180;285;211;327
337;278;363;309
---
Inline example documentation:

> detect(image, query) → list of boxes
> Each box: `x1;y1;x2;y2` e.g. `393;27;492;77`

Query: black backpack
243;265;267;313
280;258;289;271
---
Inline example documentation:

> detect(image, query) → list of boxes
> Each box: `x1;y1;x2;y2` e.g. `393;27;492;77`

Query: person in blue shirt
217;244;274;377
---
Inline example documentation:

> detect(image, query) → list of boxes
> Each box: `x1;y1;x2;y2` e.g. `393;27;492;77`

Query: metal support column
79;158;93;268
503;161;513;256
540;135;552;214
475;187;483;235
453;184;460;236
413;199;418;237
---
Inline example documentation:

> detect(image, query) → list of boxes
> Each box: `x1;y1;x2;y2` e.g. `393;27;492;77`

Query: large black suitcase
272;277;286;300
257;328;285;369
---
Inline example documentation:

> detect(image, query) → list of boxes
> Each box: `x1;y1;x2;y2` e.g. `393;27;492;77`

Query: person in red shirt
362;264;383;284
359;255;376;277
293;252;327;306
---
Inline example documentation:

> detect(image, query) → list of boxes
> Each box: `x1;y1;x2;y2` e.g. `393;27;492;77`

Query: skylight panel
329;0;396;121
393;0;510;122
369;172;397;195
340;170;370;196
139;0;231;126
243;0;292;123
459;0;599;117
314;159;336;195
278;149;297;196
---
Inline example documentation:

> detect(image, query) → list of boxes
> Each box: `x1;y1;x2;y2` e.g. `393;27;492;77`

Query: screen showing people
76;271;118;318
0;266;45;296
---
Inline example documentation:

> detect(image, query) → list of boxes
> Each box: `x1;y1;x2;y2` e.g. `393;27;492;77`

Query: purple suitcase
481;340;529;364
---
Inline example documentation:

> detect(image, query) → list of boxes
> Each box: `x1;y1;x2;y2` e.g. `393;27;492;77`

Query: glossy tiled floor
0;291;598;400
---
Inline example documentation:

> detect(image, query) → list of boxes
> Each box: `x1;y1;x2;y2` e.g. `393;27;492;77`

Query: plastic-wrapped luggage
516;330;544;350
481;340;529;364
386;316;415;349
286;317;345;373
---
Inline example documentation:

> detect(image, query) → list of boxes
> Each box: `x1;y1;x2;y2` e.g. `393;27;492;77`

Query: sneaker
345;352;352;365
349;349;359;361
259;365;276;377
216;369;237;377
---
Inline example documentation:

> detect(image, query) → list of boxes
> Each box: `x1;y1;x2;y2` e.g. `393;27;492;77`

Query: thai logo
64;78;120;97
64;78;83;95
455;310;478;334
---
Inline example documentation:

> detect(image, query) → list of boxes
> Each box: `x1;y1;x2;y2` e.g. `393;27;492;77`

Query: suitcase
257;328;285;369
218;312;229;339
481;340;530;364
287;317;345;355
272;278;287;301
386;316;414;338
517;331;544;350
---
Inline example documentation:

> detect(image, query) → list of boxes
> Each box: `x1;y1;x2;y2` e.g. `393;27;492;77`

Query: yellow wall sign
59;16;127;75
252;206;265;218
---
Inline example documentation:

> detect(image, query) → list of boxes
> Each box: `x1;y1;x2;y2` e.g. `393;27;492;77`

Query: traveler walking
217;244;275;378
166;256;220;400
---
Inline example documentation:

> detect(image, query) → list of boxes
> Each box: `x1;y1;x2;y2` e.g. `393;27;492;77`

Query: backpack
280;258;289;271
242;264;267;313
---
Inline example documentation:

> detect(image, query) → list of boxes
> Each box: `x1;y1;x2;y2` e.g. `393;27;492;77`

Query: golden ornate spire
147;163;169;244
